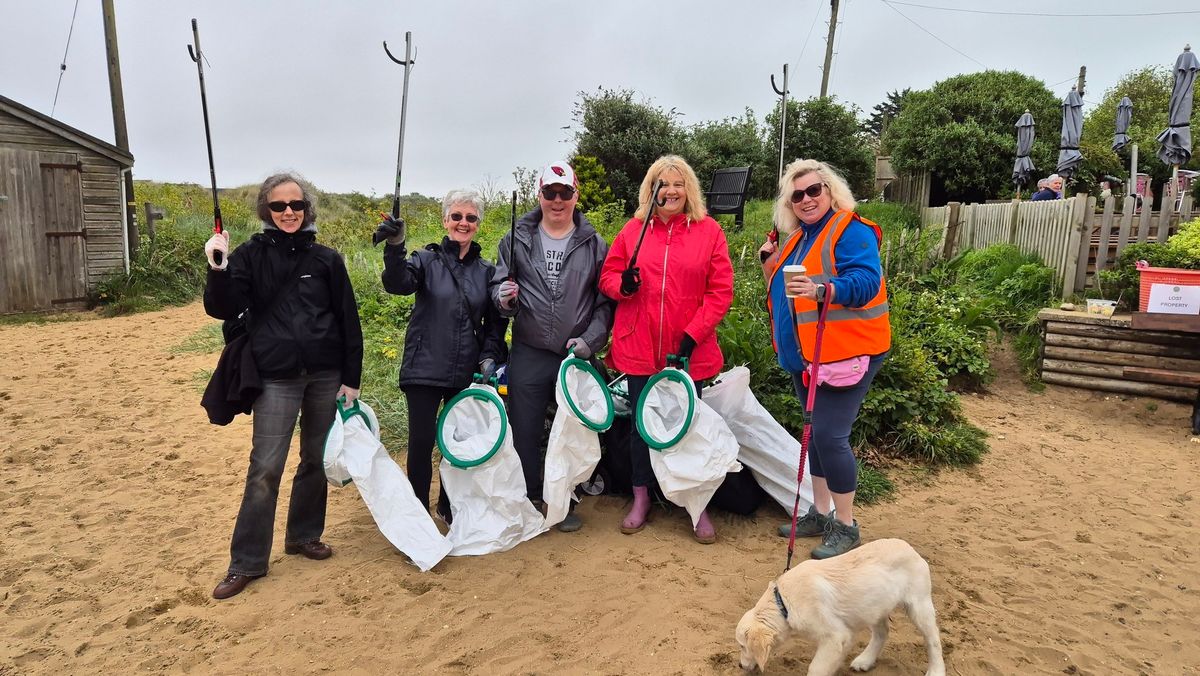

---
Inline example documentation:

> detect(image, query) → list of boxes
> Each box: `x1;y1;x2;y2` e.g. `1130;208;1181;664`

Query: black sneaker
811;518;860;559
556;513;583;533
776;506;832;538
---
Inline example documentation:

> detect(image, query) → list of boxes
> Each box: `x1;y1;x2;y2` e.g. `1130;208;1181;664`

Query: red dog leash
784;282;831;572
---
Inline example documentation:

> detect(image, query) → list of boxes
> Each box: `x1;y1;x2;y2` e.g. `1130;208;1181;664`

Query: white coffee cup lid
783;264;806;272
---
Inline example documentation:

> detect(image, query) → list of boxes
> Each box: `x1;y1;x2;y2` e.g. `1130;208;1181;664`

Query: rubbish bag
636;366;741;526
543;352;614;528
437;383;547;555
702;366;814;514
323;398;451;572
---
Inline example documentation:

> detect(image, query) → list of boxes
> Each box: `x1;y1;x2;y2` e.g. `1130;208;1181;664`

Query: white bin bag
702;367;814;514
637;367;741;526
323;399;451;572
542;353;615;528
437;384;547;555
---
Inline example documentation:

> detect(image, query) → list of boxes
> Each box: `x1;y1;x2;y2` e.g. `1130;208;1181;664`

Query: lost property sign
1147;283;1200;315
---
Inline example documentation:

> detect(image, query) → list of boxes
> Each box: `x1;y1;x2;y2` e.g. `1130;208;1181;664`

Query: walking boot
811;518;861;559
620;485;652;534
693;509;716;544
776;506;833;538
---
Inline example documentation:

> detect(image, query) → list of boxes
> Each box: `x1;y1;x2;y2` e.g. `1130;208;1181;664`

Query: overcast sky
2;1;1195;197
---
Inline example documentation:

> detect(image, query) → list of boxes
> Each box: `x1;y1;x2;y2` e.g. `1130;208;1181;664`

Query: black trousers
626;373;703;489
506;341;563;502
402;384;459;516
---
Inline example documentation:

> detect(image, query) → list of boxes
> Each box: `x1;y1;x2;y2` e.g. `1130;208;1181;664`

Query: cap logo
552;166;566;177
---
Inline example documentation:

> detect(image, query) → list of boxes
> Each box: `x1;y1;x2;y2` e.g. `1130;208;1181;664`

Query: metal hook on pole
383;32;416;219
770;64;790;181
188;18;224;266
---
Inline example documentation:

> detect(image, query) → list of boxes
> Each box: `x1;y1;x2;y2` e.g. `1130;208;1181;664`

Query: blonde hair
773;159;856;236
634;155;707;222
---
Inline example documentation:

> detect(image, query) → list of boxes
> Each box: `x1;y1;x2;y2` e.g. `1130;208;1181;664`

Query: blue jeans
227;370;340;576
790;352;887;495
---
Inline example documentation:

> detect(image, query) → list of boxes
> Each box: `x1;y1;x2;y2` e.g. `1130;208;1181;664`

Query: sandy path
2;303;1197;675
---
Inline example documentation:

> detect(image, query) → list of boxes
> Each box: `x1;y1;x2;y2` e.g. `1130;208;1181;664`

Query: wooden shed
0;94;133;313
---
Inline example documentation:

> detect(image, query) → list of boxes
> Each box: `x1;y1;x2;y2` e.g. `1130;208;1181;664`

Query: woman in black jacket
203;173;363;600
378;189;508;523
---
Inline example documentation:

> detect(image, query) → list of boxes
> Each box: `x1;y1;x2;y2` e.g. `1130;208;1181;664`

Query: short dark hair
256;172;318;226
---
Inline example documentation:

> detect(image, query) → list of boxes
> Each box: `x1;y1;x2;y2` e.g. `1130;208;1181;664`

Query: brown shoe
284;541;333;560
212;573;262;600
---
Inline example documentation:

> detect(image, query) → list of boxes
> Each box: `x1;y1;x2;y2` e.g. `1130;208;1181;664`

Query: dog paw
850;656;876;672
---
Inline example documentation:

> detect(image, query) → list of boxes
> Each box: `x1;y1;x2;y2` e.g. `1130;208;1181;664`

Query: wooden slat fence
922;194;1196;297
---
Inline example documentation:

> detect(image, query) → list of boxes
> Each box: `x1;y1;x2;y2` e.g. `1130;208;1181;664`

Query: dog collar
773;583;789;620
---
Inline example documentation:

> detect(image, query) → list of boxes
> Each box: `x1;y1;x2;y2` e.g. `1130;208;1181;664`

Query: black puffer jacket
204;229;363;387
383;237;508;389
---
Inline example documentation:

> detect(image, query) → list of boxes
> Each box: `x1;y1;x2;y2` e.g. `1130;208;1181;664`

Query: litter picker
509;190;517;281
383;32;415;222
627;180;666;270
187;19;223;267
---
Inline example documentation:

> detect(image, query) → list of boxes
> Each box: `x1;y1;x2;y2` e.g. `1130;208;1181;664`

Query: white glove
565;337;592;359
205;232;230;271
498;279;519;308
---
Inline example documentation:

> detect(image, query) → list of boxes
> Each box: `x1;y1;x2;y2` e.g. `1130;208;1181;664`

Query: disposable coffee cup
783;265;806;298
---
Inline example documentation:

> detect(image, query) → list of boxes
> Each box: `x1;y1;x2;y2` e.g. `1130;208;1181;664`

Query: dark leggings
402;384;459;516
626;373;703;488
789;352;887;494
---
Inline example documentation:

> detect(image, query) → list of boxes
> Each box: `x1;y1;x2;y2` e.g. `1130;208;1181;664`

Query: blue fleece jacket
769;210;883;373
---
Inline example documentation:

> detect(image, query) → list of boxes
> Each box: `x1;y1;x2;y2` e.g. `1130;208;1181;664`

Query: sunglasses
267;200;309;213
449;212;479;223
541;185;576;201
789;184;826;203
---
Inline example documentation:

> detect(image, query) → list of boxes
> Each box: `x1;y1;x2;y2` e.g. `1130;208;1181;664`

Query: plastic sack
703;366;814;514
322;399;451;572
437;383;547;555
543;353;614;528
637;367;742;526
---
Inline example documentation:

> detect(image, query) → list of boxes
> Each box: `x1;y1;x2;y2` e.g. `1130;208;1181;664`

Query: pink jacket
600;213;734;379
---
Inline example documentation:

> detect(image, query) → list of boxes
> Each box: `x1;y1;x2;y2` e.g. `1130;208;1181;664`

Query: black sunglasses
449;212;479;223
789;183;826;203
541;185;576;201
267;200;309;213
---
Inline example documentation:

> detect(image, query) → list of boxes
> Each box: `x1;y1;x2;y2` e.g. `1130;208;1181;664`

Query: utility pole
102;0;138;258
820;0;840;98
1076;65;1087;98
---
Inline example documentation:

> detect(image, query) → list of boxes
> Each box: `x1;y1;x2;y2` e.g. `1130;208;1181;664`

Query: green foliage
1167;217;1200;260
572;88;686;210
1081;67;1200;196
864;88;912;141
885;70;1061;201
684;109;774;200
765;96;875;198
1096;221;1200;309
571;155;616;211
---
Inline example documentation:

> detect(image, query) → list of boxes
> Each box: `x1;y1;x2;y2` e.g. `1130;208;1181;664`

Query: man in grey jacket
492;161;613;532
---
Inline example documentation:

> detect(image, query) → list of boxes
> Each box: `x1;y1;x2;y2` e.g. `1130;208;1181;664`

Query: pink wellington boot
693;510;716;544
620;485;652;534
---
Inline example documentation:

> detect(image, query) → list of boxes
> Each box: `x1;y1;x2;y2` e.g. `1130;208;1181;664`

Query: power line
884;1;1200;17
792;2;823;75
51;0;81;117
878;0;986;69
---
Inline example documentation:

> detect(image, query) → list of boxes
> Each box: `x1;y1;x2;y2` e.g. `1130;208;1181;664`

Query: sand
2;302;1197;675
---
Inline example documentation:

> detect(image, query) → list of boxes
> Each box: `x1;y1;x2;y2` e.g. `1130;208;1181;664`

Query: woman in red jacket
599;155;734;544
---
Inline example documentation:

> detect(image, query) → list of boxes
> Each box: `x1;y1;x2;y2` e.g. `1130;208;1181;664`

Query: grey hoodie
490;207;612;355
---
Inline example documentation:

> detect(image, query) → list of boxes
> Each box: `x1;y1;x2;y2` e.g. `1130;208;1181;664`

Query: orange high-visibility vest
766;210;890;362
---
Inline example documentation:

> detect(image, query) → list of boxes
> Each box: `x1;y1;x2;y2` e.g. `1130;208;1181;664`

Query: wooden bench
705;166;752;227
1131;312;1200;434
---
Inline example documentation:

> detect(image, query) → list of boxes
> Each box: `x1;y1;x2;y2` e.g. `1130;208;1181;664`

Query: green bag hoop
336;396;373;432
635;368;696;450
559;355;615;432
436;387;508;469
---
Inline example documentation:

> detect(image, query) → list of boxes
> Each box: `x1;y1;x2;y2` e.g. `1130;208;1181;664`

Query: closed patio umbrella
1056;87;1084;182
1156;45;1199;167
1012;110;1035;192
1113;96;1133;153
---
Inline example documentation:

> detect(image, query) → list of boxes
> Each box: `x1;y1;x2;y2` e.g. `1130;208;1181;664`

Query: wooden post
1095;196;1116;274
942;202;961;259
1138;202;1153;243
1075;195;1097;292
1006;198;1020;246
1062;194;1087;298
820;0;840;98
102;0;137;260
1115;195;1135;260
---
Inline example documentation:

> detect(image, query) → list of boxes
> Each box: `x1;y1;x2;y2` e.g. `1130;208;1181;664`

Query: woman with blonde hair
759;158;890;559
599;154;734;543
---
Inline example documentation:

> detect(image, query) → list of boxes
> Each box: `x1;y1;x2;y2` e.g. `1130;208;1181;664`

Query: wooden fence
923;194;1195;297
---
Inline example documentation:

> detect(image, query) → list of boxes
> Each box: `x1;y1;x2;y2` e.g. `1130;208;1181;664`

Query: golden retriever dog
735;539;944;676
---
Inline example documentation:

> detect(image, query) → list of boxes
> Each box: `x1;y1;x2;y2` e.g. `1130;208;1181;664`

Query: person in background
1031;174;1062;201
377;189;508;525
758;158;890;560
599;154;734;544
1099;181;1113;201
203;172;363;599
492;161;612;533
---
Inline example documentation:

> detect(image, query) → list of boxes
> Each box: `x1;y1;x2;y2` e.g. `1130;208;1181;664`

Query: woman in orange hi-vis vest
758;159;890;560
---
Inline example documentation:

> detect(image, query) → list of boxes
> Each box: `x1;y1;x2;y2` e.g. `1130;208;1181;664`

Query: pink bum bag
803;354;869;389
